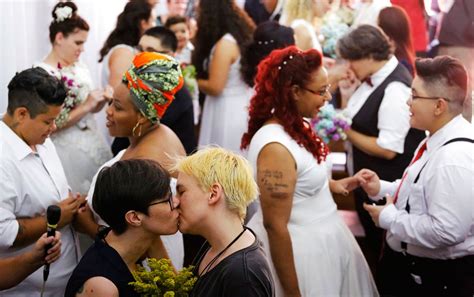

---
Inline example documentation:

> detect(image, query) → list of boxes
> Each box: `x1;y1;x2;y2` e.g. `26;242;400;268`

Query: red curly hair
241;46;329;163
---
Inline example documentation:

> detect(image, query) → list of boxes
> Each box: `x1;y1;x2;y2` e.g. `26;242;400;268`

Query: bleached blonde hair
172;147;258;221
281;0;315;25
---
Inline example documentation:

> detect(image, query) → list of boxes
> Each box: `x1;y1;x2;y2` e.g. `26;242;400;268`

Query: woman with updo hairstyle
35;1;112;195
99;0;155;88
192;0;255;155
241;46;379;296
240;21;295;87
75;52;186;271
378;6;416;75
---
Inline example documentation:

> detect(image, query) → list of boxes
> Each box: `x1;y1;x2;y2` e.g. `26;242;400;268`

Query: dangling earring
132;121;142;137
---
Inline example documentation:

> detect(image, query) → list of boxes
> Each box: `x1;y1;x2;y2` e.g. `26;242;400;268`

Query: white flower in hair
55;6;73;22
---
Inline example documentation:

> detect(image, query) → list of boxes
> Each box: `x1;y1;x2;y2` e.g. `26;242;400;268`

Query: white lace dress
198;33;253;155
36;62;112;194
247;124;379;297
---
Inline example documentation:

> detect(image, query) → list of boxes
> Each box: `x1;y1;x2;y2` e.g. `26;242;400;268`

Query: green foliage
129;258;197;297
181;64;197;95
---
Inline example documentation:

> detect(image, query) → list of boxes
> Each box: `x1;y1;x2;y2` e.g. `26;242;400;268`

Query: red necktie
393;142;428;203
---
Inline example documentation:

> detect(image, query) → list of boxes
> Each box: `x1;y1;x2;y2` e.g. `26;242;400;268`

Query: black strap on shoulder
401;137;473;252
413;138;474;184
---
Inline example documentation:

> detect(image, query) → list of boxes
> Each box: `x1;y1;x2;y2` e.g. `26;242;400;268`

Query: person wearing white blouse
358;55;474;297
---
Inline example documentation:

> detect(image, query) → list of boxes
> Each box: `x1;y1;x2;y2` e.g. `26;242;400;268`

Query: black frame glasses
148;190;174;210
410;94;451;102
302;84;331;96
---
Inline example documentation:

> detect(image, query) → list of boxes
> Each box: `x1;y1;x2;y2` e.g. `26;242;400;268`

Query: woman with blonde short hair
173;147;274;297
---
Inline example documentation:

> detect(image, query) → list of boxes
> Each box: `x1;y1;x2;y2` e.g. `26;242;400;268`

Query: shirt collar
0;120;35;161
425;114;468;152
367;56;399;87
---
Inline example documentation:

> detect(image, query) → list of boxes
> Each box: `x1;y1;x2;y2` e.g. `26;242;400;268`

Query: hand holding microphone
43;205;61;283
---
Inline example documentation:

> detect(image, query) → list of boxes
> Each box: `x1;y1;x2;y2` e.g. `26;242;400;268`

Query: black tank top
64;228;139;297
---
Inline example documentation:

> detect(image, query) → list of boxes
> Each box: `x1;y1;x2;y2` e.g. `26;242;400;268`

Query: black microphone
43;205;61;282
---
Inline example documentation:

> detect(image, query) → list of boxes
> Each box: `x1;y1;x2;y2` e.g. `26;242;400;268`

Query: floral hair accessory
55;6;73;22
123;52;184;124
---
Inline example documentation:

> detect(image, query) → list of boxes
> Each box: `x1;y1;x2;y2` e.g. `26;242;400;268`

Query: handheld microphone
43;205;61;282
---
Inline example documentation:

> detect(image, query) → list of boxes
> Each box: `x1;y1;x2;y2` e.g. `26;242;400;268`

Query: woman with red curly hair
242;46;378;297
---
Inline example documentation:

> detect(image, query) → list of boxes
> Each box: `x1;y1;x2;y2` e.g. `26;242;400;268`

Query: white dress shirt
345;56;412;174
0;121;79;297
372;115;474;259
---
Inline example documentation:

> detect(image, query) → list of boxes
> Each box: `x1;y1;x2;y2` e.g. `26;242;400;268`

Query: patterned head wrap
123;52;184;124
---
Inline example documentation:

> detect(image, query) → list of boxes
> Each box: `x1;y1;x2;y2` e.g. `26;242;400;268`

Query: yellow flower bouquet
129;258;197;297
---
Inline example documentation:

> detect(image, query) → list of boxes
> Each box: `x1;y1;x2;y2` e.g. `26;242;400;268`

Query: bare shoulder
135;125;185;170
109;47;134;60
258;142;295;167
75;276;119;297
214;36;239;61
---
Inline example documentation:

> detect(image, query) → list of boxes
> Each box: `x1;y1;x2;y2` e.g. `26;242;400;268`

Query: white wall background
0;0;128;115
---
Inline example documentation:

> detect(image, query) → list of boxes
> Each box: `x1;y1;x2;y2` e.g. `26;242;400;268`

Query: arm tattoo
259;170;290;199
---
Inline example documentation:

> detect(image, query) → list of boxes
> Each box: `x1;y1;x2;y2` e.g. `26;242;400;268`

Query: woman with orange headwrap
74;51;186;270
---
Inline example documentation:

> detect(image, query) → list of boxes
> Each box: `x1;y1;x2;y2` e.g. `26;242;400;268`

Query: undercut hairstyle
337;24;391;61
49;2;89;44
144;26;178;52
99;1;152;62
172;147;258;221
241;21;295;87
93;159;171;235
415;56;468;113
7;67;67;118
164;15;187;28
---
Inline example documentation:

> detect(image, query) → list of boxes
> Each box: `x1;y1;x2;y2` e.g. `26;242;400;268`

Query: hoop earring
132;121;142;137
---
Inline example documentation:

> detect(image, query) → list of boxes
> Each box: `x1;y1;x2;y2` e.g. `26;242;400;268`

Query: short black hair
7;67;67;118
415;55;468;111
143;26;178;53
337;25;391;61
92;159;171;235
164;15;187;28
241;21;295;87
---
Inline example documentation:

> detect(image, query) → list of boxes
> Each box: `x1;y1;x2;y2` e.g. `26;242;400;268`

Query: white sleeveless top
100;44;136;88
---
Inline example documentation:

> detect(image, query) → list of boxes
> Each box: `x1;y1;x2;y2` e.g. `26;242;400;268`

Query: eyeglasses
302;84;331;96
410;93;451;102
149;190;174;210
135;45;172;55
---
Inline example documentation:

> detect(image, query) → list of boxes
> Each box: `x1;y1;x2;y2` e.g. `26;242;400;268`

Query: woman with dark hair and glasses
73;52;186;270
65;159;178;297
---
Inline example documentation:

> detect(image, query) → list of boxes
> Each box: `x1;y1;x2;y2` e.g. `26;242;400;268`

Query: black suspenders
401;137;474;252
